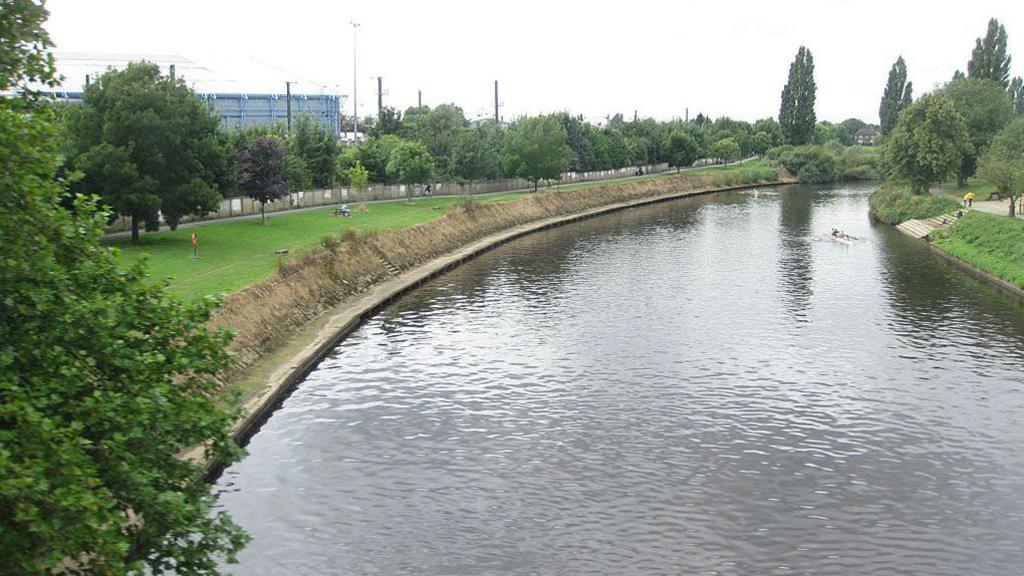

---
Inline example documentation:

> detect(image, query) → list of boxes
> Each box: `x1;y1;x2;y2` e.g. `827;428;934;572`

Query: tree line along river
215;183;1024;575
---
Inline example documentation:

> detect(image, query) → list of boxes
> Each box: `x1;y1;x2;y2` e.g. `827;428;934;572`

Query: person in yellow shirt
964;192;975;208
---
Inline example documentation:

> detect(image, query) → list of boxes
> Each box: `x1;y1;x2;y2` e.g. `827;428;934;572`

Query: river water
216;183;1024;575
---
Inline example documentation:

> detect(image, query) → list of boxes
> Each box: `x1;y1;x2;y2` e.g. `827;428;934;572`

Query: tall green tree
372;106;403;137
943;78;1015;186
0;4;248;572
879;56;913;135
779;46;817;145
451;120;503;181
1010;77;1024;114
405;103;466;178
710;137;741;164
386;140;435;200
502;116;571;190
290;114;338;188
238;135;287;223
665;129;700;171
752;118;785;147
978;118;1024;217
883;92;971;193
64;62;227;242
967;18;1012;89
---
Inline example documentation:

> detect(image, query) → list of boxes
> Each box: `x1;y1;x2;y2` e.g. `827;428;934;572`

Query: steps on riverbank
896;212;960;239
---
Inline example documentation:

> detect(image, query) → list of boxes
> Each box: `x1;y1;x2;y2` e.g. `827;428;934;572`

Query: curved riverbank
215;167;793;449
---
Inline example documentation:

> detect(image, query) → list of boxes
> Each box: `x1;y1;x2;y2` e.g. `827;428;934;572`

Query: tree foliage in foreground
779;46;817;145
0;5;248;572
883;92;971;194
978;118;1024;217
502;116;571;190
0;0;55;95
879;55;913;135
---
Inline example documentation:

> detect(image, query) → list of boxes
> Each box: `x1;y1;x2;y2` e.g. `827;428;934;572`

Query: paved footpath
967;198;1024;220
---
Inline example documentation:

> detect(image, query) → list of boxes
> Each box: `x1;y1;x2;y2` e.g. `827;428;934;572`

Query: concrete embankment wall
210;167;794;444
106;163;671;233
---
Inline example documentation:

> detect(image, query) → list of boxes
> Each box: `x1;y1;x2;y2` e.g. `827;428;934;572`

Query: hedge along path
207;166;793;448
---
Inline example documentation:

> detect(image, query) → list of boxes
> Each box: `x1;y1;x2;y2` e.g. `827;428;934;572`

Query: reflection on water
217;184;1024;575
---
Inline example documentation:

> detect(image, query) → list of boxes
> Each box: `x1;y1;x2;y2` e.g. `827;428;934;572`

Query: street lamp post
351;21;360;142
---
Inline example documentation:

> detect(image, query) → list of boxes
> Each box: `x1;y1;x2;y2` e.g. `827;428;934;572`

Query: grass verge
869;185;960;224
932;211;1024;290
108;193;524;299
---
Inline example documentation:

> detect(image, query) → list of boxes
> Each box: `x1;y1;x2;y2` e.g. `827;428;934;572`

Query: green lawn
932;210;1024;290
108;193;523;299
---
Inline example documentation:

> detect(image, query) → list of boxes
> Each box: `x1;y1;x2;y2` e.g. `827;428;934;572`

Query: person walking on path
964;192;975;208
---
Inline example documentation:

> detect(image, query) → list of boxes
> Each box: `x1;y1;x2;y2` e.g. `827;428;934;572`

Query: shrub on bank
768;144;881;183
932;211;1024;289
868;186;960;224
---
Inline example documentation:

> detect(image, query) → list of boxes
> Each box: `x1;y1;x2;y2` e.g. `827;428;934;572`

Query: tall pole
418;89;422;108
351;21;360;141
285;81;293;132
494;80;499;123
377;76;383;117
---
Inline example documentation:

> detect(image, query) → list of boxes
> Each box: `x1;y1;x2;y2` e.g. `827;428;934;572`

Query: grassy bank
869;186;960;224
213;163;786;380
107;193;524;298
110;161;771;300
932;211;1024;290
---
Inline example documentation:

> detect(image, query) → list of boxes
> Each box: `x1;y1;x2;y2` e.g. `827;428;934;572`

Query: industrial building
47;53;347;134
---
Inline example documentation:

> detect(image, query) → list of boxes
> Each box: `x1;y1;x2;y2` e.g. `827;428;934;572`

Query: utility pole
494;80;499;123
418;89;422;108
285;81;293;132
377;76;383;116
685;107;689;122
351;21;360;141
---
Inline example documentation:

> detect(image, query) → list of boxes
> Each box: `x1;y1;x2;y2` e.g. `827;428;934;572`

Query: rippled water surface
217;184;1024;575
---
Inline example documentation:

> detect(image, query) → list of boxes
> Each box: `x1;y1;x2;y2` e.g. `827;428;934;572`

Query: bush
769;144;881;184
868;186;960;224
797;153;838;183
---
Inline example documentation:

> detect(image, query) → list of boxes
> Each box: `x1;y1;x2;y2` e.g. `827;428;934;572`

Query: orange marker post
191;232;198;257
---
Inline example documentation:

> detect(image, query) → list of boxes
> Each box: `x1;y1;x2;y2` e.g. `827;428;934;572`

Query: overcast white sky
45;0;1020;124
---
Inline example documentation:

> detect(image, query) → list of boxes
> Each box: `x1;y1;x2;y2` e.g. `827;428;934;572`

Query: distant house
855;127;880;146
